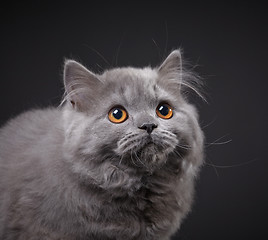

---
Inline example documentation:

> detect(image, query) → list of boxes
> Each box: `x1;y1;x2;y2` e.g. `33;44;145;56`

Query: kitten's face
97;69;193;169
63;50;202;173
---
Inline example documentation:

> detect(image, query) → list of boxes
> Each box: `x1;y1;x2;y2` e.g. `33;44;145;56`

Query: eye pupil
158;105;169;116
113;109;123;120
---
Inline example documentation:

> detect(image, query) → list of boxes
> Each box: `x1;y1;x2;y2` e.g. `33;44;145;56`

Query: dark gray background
1;2;267;239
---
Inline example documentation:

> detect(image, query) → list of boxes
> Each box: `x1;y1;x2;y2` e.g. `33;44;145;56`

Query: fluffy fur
0;50;204;240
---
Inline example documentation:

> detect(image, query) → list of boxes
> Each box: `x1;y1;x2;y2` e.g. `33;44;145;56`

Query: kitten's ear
158;49;182;80
63;60;102;111
158;50;204;100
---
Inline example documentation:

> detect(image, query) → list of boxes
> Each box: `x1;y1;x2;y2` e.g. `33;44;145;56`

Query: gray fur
0;50;204;240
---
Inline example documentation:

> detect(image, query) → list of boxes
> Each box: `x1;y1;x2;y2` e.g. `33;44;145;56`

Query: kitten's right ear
63;60;102;111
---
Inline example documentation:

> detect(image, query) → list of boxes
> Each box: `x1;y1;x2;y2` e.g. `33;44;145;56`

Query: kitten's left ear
158;49;182;81
158;49;204;100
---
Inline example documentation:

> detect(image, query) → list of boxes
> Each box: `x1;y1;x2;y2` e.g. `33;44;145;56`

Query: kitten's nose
139;123;158;134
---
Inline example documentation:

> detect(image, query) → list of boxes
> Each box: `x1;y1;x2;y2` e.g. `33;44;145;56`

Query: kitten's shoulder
0;107;62;138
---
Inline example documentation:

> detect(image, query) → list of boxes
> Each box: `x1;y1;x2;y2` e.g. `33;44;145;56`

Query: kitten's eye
108;107;128;124
156;103;173;119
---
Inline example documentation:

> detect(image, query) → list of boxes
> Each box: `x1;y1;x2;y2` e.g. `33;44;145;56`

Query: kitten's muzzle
138;123;158;134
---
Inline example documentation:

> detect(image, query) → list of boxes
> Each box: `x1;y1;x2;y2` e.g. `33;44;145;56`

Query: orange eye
156;103;173;119
108;107;128;124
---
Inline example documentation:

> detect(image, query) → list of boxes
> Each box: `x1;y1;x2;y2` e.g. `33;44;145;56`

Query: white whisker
205;158;259;169
174;150;183;159
133;151;146;168
206;134;232;147
177;144;191;150
130;150;139;167
118;154;124;166
205;157;219;178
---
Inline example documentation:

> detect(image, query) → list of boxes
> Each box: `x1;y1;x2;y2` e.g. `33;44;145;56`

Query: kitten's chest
78;170;181;239
119;174;180;238
135;174;180;216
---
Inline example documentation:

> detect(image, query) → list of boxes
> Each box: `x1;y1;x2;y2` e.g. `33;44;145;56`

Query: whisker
133;151;146;168
206;139;232;146
156;131;178;146
118;136;140;153
177;144;191;150
159;129;176;137
205;158;259;169
201;117;218;130
118;154;124;166
130;150;139;167
205;157;219;178
174;149;183;159
205;134;232;147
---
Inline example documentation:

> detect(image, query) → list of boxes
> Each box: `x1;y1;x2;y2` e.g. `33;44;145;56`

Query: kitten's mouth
117;132;180;170
130;136;171;169
137;136;160;151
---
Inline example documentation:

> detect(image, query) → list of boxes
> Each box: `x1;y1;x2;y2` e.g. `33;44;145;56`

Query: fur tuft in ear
158;49;182;76
157;49;205;101
63;60;102;111
157;49;183;92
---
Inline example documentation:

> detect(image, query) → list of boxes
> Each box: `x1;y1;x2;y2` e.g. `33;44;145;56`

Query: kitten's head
62;50;204;174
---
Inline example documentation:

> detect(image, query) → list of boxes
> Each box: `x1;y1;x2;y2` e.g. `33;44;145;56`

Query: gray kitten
0;50;204;240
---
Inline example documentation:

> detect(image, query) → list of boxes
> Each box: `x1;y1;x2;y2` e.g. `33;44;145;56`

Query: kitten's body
0;50;204;240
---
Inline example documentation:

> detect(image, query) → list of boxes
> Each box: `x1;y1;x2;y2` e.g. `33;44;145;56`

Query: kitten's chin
129;137;174;171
